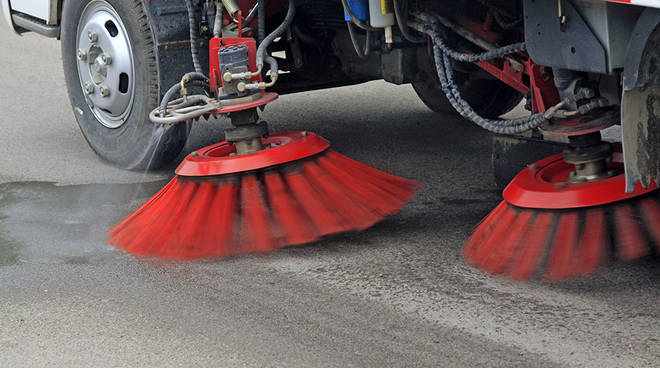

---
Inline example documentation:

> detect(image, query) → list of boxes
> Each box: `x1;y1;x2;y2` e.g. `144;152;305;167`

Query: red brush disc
176;131;330;176
504;152;658;209
108;131;421;260
464;151;660;281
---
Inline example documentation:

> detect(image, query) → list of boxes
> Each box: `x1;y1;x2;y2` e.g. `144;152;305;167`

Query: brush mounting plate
176;131;330;177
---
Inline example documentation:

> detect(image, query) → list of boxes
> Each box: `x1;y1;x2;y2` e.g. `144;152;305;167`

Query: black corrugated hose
184;0;203;74
256;0;295;68
160;72;210;112
416;18;553;134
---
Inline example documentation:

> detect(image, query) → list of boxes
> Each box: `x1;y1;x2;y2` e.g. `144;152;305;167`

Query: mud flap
622;86;660;192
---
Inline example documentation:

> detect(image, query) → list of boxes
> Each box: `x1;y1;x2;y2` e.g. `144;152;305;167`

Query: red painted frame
458;11;560;114
209;37;262;91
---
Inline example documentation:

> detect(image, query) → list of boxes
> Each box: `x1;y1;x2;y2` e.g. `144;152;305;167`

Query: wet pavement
1;20;660;368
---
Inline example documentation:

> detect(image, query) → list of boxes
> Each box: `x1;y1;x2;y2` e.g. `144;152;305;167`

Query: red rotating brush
108;131;420;259
463;151;660;281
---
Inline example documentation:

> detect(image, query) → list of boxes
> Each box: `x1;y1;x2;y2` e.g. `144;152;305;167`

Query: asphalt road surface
1;20;659;368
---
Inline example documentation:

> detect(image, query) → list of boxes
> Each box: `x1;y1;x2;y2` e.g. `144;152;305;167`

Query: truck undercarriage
3;0;660;280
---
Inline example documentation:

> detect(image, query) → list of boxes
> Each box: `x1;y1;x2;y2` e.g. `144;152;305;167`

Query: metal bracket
523;0;607;73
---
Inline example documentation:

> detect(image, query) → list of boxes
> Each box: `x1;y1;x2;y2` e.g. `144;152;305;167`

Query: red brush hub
176;131;330;177
504;152;659;209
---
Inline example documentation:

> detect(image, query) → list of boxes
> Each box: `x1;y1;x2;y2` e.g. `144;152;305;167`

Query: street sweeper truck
3;0;659;281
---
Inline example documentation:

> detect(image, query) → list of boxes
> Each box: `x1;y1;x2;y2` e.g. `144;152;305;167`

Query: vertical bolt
77;49;87;61
87;31;98;43
100;53;112;65
99;85;110;97
84;82;95;95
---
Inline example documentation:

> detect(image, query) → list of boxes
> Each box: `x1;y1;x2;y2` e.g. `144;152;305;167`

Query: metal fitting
87;31;98;43
223;69;260;83
77;49;87;61
221;0;240;17
237;81;267;92
99;85;110;97
84;82;95;95
100;53;112;65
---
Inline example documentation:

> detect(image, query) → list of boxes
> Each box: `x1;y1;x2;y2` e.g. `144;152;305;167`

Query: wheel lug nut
99;85;110;97
87;31;98;43
84;82;95;95
100;53;112;65
77;49;87;61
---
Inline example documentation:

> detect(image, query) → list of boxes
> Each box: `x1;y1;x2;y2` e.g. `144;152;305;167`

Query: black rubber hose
184;0;203;74
346;21;367;59
439;50;546;133
264;55;278;78
256;0;295;67
426;27;527;63
160;80;210;108
420;20;548;134
340;0;374;31
258;0;266;44
393;0;424;43
160;73;210;111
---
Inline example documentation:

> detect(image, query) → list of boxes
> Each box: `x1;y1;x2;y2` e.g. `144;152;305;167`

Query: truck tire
412;50;523;119
413;77;523;119
61;0;190;170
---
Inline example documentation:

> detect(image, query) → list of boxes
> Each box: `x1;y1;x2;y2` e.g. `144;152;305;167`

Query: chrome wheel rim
75;0;135;129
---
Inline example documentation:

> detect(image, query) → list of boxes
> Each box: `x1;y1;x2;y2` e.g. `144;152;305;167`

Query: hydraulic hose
346;21;370;59
213;0;223;38
413;16;563;134
184;0;203;74
256;0;295;69
160;72;210;112
263;55;279;86
393;0;424;43
340;0;375;31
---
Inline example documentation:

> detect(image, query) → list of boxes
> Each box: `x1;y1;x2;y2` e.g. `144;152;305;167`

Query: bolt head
84;82;95;94
87;31;98;43
99;85;110;97
100;53;112;65
77;49;87;61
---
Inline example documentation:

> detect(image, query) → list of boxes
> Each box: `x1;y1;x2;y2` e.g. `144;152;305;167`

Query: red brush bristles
108;149;420;260
463;191;660;281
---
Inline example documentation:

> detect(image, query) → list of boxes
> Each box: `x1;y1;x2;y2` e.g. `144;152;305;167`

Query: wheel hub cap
76;0;135;129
